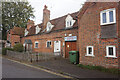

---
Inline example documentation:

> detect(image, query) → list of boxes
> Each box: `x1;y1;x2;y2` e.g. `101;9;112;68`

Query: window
100;8;116;25
67;22;69;27
109;11;114;22
35;41;39;48
46;41;52;48
66;21;72;28
102;13;107;23
65;15;75;28
106;46;116;58
86;46;94;56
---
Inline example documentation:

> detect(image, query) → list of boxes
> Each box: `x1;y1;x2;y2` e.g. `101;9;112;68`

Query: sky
28;0;86;25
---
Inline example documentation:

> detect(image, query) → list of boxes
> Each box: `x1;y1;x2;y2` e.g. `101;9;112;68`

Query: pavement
32;57;119;78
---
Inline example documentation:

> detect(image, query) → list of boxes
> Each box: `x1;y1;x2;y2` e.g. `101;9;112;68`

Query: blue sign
64;36;77;41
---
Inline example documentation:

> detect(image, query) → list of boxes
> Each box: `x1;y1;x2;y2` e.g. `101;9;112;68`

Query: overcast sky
28;0;86;25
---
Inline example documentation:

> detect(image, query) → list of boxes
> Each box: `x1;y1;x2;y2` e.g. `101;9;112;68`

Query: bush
2;48;14;55
13;43;24;52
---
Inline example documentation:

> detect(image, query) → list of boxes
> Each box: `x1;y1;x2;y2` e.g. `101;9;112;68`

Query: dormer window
46;22;54;32
100;8;116;25
65;15;75;28
47;24;51;31
36;25;41;34
24;29;29;36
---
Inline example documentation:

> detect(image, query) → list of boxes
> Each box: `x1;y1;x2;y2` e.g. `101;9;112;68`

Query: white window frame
86;46;94;57
106;46;117;58
46;41;52;48
34;41;39;48
65;15;75;28
100;8;116;25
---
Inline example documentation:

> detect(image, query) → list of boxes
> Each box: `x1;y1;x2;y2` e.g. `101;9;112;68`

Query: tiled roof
27;26;36;35
49;11;78;31
26;11;79;36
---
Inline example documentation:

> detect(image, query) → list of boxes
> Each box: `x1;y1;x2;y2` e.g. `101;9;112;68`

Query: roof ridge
50;11;79;21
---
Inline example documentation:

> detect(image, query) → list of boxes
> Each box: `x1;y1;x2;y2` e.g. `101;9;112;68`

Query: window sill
105;56;117;58
100;22;116;26
34;47;38;49
85;55;95;57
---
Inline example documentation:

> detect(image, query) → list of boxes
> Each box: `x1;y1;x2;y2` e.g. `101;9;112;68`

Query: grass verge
77;64;120;74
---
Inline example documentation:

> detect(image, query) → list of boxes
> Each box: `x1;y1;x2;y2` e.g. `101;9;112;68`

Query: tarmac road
2;58;63;78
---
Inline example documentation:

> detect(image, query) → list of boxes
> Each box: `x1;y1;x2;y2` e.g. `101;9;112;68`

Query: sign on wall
64;36;77;41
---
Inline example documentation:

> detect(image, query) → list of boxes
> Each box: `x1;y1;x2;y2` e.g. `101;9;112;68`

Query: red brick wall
7;30;21;47
118;2;120;69
21;28;78;57
118;2;120;38
10;35;20;47
43;5;50;29
78;2;119;68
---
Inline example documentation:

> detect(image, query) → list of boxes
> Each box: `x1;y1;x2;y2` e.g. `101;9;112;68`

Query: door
54;41;61;55
65;41;77;58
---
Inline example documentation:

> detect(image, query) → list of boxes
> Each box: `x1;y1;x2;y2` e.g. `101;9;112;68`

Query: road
2;58;64;78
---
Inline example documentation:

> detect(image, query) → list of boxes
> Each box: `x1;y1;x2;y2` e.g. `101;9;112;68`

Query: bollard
36;53;38;62
30;58;32;63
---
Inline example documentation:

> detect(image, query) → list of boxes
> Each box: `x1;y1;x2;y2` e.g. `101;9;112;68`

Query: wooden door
65;41;77;58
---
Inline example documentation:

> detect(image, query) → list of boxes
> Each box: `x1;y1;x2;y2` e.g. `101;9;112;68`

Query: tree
2;1;35;40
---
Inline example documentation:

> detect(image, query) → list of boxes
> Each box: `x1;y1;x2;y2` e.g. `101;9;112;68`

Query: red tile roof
49;11;78;31
27;26;36;35
26;11;79;36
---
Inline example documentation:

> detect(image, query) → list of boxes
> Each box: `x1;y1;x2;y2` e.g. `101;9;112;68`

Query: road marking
6;58;73;78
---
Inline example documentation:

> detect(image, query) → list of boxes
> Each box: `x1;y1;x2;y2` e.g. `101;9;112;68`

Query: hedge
13;43;24;52
2;48;14;55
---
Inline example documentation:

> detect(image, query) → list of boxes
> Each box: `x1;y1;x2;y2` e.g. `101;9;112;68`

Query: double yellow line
6;58;73;78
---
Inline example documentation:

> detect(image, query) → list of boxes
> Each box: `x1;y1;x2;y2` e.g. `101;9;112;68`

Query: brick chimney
43;5;50;29
27;19;34;30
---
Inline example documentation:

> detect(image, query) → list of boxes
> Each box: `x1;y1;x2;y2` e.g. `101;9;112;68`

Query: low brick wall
6;50;61;62
7;50;30;61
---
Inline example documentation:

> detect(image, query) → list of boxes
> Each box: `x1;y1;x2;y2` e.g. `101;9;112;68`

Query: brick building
7;2;120;68
7;27;25;47
78;2;120;68
22;5;79;58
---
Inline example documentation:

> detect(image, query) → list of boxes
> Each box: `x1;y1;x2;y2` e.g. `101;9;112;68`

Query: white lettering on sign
64;36;77;41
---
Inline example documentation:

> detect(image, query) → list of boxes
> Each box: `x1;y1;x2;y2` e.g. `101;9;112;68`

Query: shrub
2;48;14;55
13;43;24;52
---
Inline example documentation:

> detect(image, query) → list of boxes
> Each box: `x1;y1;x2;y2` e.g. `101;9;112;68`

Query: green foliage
13;43;24;52
2;1;35;40
77;64;120;74
2;48;14;55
